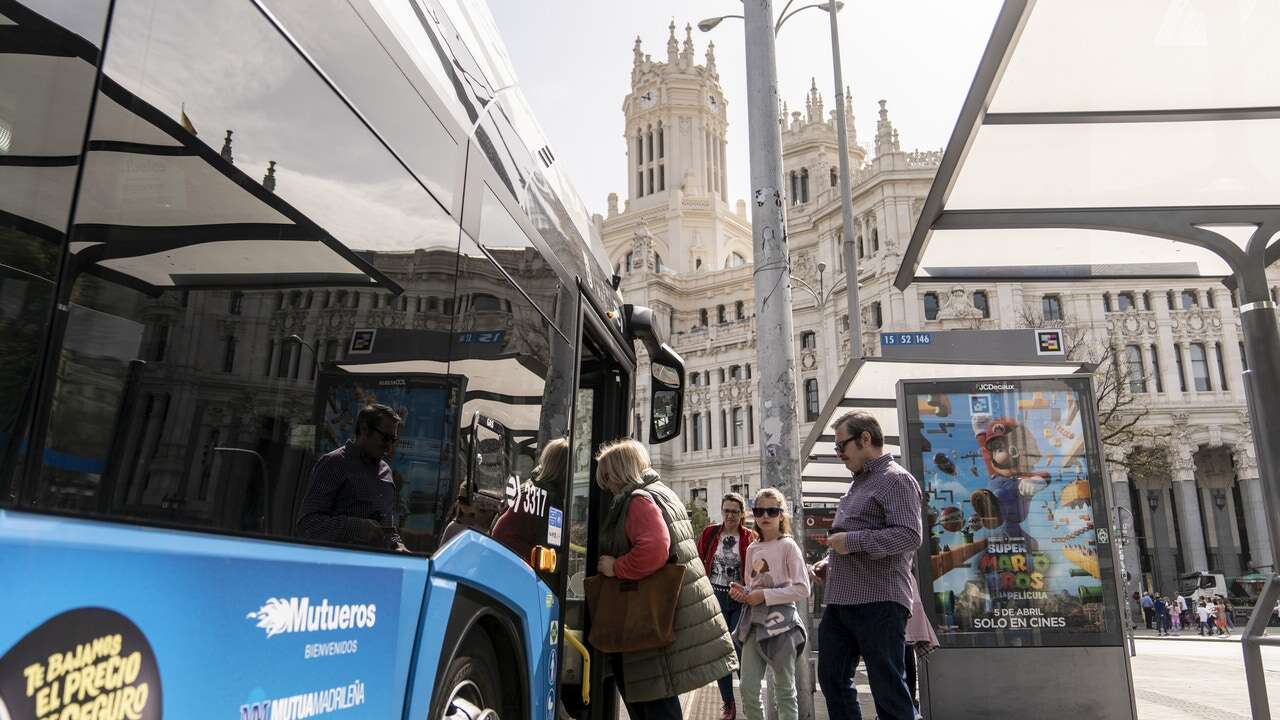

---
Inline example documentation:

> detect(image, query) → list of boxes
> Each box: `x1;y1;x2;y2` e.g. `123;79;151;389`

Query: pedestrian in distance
1197;600;1212;636
594;439;737;720
1223;596;1236;631
1175;593;1188;632
730;488;810;720
1168;597;1181;635
812;411;924;720
698;492;756;720
1131;591;1142;630
1140;591;1155;629
1214;600;1230;637
1153;595;1169;636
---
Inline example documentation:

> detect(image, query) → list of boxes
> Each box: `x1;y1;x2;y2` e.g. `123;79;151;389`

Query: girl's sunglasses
752;507;783;518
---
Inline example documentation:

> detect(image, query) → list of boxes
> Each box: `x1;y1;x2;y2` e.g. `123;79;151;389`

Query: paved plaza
664;637;1280;720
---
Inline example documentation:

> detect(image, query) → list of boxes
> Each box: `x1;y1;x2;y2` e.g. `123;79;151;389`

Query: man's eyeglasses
752;507;783;518
721;508;741;516
834;437;854;453
371;426;400;444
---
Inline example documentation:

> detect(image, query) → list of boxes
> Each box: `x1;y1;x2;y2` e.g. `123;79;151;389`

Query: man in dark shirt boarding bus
297;403;408;552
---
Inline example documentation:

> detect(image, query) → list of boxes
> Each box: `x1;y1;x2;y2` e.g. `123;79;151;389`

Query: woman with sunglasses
698;493;756;720
730;489;810;720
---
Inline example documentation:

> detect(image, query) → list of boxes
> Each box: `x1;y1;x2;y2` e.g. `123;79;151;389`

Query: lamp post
701;1;861;360
1145;491;1165;596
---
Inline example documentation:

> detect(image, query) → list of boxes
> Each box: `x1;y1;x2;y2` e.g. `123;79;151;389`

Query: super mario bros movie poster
901;376;1122;648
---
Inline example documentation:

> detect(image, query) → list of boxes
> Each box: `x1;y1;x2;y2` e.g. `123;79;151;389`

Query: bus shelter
799;342;1139;720
893;2;1280;715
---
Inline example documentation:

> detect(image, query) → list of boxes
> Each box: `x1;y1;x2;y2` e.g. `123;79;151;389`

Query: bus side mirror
651;357;683;444
624;304;686;445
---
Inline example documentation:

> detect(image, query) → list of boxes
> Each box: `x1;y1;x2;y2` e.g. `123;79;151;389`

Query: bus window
438;230;573;581
0;0;111;501
17;0;463;552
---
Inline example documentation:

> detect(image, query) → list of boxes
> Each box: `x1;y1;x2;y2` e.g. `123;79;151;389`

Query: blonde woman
730;488;810;720
595;439;736;719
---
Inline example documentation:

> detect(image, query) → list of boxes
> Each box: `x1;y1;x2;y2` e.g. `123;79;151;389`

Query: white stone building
600;23;1277;596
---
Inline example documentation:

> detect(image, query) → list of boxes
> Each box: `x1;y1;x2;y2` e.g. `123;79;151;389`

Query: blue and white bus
0;1;685;719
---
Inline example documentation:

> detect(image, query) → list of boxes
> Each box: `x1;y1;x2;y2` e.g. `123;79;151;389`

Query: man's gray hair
834;410;884;447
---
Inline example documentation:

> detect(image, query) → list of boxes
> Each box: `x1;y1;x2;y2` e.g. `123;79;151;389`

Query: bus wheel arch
430;587;527;720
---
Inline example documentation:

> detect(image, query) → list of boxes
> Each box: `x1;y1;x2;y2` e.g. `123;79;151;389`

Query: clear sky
488;0;1003;216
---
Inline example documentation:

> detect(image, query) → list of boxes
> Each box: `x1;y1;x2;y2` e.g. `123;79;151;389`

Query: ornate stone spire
875;99;897;157
667;20;678;64
262;160;277;192
220;129;234;164
632;35;644;80
806;77;823;123
681;23;695;66
705;40;717;76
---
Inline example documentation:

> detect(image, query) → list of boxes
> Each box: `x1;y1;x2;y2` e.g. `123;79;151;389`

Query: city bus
0;2;685;719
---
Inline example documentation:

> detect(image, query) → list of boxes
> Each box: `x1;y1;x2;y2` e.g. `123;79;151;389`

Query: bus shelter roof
895;0;1280;289
799;357;1088;506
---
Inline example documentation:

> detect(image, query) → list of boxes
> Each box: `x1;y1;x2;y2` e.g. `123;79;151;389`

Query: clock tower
624;21;728;207
601;21;749;281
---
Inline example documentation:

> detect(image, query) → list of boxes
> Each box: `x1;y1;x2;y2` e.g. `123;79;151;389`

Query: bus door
559;317;630;720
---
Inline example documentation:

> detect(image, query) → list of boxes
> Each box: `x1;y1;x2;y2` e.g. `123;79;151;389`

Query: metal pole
828;3;861;359
1237;262;1280;719
1114;505;1137;657
742;3;813;719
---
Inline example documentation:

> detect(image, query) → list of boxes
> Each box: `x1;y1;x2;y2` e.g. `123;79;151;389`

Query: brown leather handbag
584;562;686;653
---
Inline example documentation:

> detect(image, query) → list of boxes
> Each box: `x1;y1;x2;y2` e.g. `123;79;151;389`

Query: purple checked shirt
824;453;923;612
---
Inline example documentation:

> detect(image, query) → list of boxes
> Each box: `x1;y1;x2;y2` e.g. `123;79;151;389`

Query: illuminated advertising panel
900;375;1123;648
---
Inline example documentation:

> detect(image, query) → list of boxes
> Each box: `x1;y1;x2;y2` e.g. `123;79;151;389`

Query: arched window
871;301;884;328
923;292;940;321
1189;343;1211;391
655;254;664;273
657;122;664;159
625;252;634;272
646;126;654;163
857;234;864;259
789;171;799;206
830;167;838;188
871;226;879;251
804;379;820;421
1180;290;1198;309
973;291;990;319
717;305;727;324
1117;292;1135;311
799;168;810;203
699;308;709;326
472;293;502;312
800;331;817;350
735;300;745;320
729;365;742;380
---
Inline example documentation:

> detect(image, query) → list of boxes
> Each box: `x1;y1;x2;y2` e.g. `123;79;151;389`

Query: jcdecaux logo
246;598;377;638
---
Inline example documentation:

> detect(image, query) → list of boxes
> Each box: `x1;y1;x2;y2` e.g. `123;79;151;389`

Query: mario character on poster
904;380;1108;642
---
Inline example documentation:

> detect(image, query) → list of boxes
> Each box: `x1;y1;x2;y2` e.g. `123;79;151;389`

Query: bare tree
1017;308;1172;478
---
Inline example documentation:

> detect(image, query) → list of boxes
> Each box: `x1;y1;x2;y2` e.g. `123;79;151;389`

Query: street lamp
700;0;861;360
1211;488;1227;511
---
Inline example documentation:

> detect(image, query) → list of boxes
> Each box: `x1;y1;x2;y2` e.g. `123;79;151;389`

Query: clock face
638;90;656;109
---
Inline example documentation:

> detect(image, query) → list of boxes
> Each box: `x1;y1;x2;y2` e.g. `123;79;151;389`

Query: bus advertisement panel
0;524;420;720
901;375;1124;648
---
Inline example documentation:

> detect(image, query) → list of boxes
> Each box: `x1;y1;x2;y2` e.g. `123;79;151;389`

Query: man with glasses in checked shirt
811;411;922;720
297;403;408;551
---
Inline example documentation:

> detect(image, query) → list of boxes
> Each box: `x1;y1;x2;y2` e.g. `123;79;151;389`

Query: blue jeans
817;602;914;720
714;588;744;704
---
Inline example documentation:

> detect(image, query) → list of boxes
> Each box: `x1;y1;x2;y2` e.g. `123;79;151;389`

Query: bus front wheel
435;633;503;720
